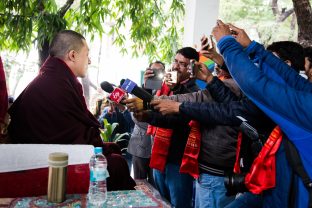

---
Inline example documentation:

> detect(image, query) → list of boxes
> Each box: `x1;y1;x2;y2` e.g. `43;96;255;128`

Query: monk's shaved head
49;30;85;59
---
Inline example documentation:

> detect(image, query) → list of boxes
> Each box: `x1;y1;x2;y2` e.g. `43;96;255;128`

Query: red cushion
0;164;89;198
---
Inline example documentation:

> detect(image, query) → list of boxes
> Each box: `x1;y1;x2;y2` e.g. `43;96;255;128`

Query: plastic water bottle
88;147;109;207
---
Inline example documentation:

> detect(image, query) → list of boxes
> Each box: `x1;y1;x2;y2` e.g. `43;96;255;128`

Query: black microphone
100;81;114;93
120;79;153;102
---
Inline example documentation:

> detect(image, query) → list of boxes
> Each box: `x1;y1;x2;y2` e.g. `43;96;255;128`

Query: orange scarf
147;83;201;178
244;126;283;194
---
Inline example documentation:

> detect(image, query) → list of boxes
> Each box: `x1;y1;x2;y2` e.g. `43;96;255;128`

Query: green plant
99;118;130;144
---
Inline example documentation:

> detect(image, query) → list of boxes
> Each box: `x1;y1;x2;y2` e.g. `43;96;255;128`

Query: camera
224;173;248;196
224;121;265;196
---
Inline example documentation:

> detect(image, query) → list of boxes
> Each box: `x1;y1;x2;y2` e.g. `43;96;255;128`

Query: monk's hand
124;97;144;112
227;23;251;48
212;20;231;42
151;99;181;115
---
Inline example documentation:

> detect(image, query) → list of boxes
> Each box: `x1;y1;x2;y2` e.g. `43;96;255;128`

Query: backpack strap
284;136;312;208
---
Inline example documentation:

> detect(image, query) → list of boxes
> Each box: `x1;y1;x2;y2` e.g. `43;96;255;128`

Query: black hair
267;41;305;73
176;47;199;61
49;30;86;58
149;61;165;70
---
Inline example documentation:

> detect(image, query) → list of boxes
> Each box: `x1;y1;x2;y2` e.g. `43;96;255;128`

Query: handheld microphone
100;81;114;93
120;79;153;102
120;79;154;110
100;81;126;103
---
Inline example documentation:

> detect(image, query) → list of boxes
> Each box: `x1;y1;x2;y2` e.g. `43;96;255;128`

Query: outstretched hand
124;97;144;112
151;99;181;115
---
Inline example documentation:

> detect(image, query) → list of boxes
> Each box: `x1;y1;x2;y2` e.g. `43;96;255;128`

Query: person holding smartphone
126;47;200;208
127;61;165;185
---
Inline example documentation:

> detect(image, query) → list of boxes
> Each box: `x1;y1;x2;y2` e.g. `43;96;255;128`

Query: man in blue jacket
212;20;312;208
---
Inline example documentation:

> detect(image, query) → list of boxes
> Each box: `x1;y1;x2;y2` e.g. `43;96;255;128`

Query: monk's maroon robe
8;56;102;145
8;56;136;191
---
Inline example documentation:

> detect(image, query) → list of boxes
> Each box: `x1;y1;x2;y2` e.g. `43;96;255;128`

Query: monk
8;30;135;191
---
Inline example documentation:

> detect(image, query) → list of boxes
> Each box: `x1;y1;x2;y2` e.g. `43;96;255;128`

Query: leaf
113;132;130;143
99;128;109;142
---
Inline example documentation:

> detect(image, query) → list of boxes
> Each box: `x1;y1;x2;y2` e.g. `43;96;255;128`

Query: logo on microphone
109;88;126;103
121;79;136;93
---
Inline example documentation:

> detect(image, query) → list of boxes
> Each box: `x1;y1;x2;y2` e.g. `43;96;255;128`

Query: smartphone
187;60;195;77
145;68;164;90
202;35;214;50
202;36;209;50
167;71;178;84
208;35;214;49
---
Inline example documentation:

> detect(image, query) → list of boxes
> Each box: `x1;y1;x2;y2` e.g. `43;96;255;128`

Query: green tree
220;0;312;46
0;0;185;66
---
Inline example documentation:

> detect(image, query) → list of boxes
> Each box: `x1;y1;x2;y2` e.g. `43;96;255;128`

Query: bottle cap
48;152;68;167
94;147;103;154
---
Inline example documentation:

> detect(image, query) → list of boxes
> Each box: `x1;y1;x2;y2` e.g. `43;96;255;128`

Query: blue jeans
153;163;194;208
224;192;263;208
195;173;235;208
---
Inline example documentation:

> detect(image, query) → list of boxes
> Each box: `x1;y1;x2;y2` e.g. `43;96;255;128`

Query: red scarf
147;83;201;178
233;132;243;174
244;126;283;194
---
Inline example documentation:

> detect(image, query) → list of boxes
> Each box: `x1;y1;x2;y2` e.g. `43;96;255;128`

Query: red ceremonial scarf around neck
147;82;201;178
242;126;283;194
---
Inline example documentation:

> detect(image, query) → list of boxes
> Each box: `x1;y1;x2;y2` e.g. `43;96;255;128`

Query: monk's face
73;40;91;78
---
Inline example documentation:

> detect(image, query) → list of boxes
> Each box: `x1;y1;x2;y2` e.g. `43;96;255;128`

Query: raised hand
212;20;231;42
191;61;214;83
143;68;154;86
199;36;224;67
227;23;251;48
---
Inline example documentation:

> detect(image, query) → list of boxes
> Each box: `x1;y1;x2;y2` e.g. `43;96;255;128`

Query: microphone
120;79;153;102
100;81;114;93
100;81;126;103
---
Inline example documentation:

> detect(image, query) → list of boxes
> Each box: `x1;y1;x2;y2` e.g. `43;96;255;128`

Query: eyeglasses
172;59;189;68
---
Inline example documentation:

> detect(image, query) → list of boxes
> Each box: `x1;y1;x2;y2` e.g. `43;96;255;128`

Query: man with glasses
127;47;199;208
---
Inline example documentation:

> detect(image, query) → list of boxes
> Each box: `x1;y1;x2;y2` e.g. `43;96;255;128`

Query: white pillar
183;0;220;49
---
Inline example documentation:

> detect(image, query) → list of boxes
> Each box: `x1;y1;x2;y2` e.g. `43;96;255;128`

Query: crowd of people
1;19;312;208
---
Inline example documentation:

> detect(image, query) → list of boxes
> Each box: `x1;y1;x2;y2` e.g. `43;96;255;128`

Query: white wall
183;0;220;49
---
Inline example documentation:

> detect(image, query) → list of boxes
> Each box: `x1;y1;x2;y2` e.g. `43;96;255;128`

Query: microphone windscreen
100;81;114;93
120;79;125;87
